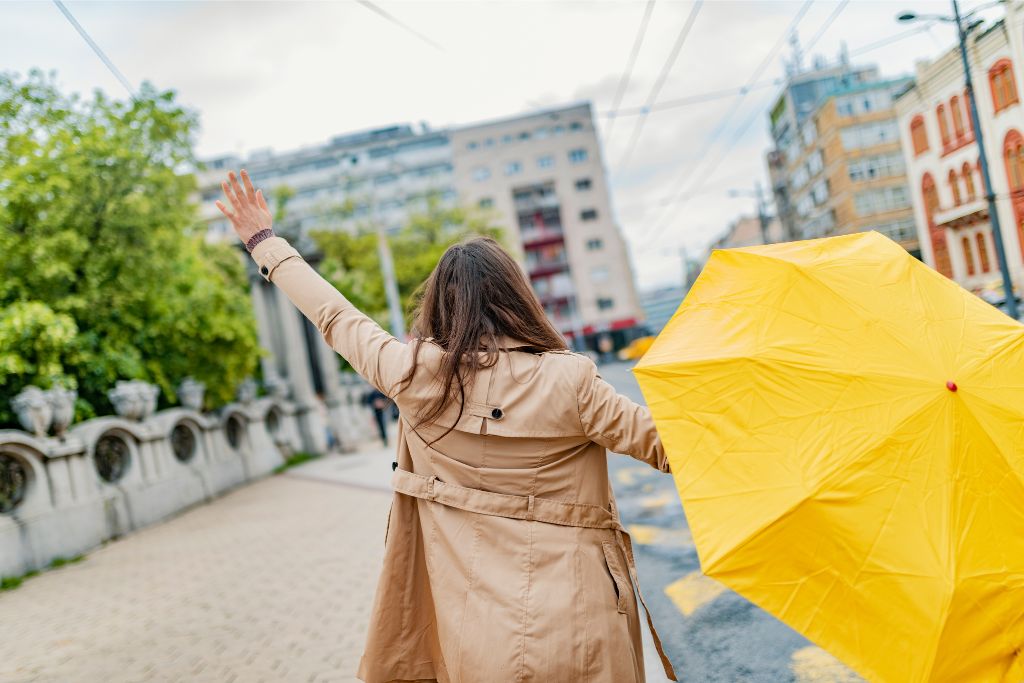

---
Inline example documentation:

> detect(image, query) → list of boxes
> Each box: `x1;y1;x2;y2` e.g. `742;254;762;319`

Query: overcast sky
1;0;1004;290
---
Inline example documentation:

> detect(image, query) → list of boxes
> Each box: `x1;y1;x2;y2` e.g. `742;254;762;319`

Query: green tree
0;70;261;426
309;194;503;331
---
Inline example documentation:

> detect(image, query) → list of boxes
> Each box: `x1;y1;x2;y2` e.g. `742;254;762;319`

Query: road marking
663;571;727;617
639;492;672;510
790;646;862;682
627;524;693;548
614;466;649;486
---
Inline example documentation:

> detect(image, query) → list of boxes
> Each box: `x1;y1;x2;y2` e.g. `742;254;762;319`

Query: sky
0;0;1006;290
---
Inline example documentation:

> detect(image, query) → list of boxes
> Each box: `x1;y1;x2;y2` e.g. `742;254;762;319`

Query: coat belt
391;467;680;681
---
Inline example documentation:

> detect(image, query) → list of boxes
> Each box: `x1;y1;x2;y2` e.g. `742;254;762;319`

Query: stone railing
0;374;379;578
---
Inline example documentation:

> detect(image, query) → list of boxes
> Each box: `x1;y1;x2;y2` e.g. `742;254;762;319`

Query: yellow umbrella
634;231;1024;683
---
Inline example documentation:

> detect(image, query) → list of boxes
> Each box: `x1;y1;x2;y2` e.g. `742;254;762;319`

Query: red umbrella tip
946;381;958;392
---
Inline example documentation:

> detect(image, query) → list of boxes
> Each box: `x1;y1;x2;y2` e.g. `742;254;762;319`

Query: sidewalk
0;439;670;682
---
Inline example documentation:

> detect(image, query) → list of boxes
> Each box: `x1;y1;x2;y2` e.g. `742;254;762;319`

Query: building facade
767;62;919;255
449;103;644;350
895;2;1024;298
710;214;784;250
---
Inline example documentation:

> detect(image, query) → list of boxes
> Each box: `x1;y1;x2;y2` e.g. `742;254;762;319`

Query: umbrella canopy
634;231;1024;683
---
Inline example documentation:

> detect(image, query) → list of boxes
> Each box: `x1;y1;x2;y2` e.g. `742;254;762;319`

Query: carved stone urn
45;386;78;436
236;377;258;405
11;386;53;436
263;370;290;401
177;377;206;412
108;380;160;421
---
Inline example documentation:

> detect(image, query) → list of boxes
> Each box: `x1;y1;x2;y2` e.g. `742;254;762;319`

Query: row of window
848;152;905;182
961;231;993;276
477;177;593;210
841;120;900;150
471;149;589;181
835;89;896;118
465;121;585;151
947;162;980;206
854;185;910;216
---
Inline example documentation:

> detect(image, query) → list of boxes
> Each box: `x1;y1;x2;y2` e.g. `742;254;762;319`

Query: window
910;115;929;155
535;127;550;139
811;179;829;205
976;232;991;272
505;161;522;176
868;217;916;242
570;121;584;131
478;197;494;209
951;96;966;139
374;173;398;186
467;141;478;151
569;148;589;164
922;173;940;217
840;121;900;149
472;166;491;181
537;155;554;169
801;123;817;148
807;150;824;175
553;125;566;136
586;238;604;250
848;153;905;182
962;236;976;275
575;178;593;191
597;297;614;310
854;186;910;215
483;137;495;148
518;131;530;141
590;266;610;282
989;59;1020;112
937;105;950;146
580;209;598;221
949;169;962;206
1004;130;1024;190
963;162;976;201
501;134;513;144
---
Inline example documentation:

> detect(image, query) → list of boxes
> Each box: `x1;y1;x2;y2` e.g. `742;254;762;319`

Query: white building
895;2;1024;298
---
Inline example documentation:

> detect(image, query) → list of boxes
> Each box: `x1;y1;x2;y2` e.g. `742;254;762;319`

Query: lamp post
899;0;1019;319
728;182;773;245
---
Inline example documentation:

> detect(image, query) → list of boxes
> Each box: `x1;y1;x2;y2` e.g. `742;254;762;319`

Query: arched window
923;173;940;217
949;169;962;206
964;89;975;136
1004;129;1024;190
976;232;991;272
989;59;1020;112
910;115;929;155
937;104;951;146
951;96;965;138
962;236;976;276
963;162;976;200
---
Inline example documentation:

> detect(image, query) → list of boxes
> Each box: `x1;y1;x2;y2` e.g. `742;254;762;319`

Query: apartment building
895;1;1024;297
449;103;644;350
196;103;644;350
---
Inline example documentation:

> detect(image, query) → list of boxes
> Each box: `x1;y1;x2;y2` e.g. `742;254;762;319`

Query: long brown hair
400;235;567;432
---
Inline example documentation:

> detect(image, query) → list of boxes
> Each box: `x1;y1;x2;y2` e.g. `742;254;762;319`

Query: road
601;361;863;683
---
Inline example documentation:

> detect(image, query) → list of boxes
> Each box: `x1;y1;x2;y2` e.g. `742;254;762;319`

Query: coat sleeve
250;236;408;396
575;355;671;473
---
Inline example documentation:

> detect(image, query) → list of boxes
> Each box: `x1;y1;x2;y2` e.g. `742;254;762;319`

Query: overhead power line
601;78;783;118
605;0;657;142
355;0;445;52
617;0;705;171
52;0;136;99
802;0;850;55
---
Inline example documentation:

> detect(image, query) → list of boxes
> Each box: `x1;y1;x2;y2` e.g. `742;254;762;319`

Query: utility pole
370;172;407;340
754;181;771;245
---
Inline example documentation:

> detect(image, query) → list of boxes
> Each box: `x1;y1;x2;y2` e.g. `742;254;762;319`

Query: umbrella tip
946;381;958;392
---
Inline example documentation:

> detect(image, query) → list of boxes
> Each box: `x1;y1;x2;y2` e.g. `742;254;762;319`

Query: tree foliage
0;70;260;426
309;196;504;332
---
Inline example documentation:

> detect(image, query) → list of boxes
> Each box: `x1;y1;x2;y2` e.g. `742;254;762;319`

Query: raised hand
215;169;273;245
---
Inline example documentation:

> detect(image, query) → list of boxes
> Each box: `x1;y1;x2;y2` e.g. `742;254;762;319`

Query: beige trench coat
252;237;678;682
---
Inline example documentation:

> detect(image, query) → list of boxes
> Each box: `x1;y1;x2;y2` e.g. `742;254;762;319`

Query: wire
636;0;813;242
802;0;850;55
355;0;445;52
600;78;783;118
604;0;657;142
617;0;705;171
849;24;934;56
52;0;136;100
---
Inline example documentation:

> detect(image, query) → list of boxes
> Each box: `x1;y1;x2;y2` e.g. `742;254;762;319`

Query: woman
217;170;677;682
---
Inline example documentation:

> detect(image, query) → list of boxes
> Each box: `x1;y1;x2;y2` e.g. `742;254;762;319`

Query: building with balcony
895;1;1024;295
449;103;645;350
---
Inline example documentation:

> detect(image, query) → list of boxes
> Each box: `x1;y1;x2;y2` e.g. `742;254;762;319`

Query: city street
600;362;862;683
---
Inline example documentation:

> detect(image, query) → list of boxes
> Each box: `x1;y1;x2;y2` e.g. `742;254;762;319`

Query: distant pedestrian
363;387;390;446
217;169;677;682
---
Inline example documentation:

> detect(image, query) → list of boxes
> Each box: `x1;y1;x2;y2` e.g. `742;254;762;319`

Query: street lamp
898;0;1019;319
728;182;773;245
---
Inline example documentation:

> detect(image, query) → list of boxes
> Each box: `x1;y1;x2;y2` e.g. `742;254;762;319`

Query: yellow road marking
627;524;693;548
790;646;862;682
614;466;649;486
663;571;727;616
639;492;672;509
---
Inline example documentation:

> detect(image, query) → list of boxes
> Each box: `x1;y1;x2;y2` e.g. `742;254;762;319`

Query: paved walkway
0;442;670;682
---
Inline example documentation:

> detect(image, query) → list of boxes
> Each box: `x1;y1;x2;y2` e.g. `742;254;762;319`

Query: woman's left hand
215;169;272;245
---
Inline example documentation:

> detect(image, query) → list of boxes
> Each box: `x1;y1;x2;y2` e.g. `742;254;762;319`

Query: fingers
215;199;235;221
221;180;242;212
228;171;247;207
240;169;257;201
256;189;269;212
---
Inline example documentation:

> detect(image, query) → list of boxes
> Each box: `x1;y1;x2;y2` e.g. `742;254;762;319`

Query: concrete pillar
315;339;357;452
275;288;328;454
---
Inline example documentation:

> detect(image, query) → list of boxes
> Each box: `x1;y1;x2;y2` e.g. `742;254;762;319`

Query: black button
391;461;398;471
491;408;503;419
260;265;269;276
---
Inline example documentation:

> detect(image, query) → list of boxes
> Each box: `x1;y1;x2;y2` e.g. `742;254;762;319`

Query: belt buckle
426;475;438;501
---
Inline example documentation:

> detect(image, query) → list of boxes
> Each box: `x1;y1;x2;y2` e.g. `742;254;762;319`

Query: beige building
450;103;644;350
711;214;784;250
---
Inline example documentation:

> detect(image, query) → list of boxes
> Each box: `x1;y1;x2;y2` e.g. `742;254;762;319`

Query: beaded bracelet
245;228;275;253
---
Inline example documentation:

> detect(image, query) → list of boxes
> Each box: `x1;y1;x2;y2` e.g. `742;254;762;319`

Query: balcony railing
514;194;560;212
933;197;987;229
527;256;570;278
521;226;565;248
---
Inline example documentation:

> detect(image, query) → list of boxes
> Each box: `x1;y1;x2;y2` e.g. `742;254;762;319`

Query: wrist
245;228;275;253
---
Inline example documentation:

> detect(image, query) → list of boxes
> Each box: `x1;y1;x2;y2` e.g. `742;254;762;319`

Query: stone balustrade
0;374;376;578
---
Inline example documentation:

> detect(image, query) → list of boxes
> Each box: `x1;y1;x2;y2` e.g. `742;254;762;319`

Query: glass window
478;197;494;209
483;137;495;148
580;209;598;221
505;161;522;176
586;238;603;250
553;125;566;136
501;134;513;144
467;141;478;150
570;121;584;131
575;178;593;191
590;266;610;282
519;131;530;141
537;155;555;169
597;297;614;310
840;121;900;150
569;148;588;164
472;166;491;181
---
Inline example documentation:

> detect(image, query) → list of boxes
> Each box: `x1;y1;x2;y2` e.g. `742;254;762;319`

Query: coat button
491;407;503;419
260;265;269;276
